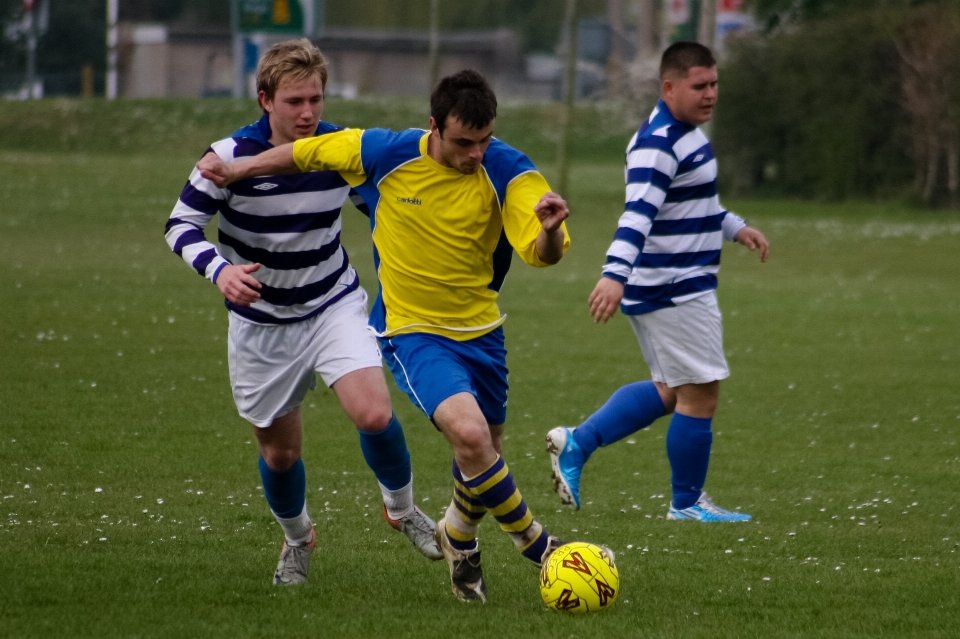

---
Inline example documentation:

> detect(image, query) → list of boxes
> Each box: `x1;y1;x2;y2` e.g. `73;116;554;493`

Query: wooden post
428;0;441;90
636;0;659;58
106;0;118;99
81;64;94;98
557;0;578;200
606;0;624;98
697;0;717;50
24;0;37;98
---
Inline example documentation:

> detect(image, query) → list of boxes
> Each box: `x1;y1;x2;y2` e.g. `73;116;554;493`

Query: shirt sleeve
164;144;233;284
601;136;678;283
502;171;571;268
720;210;747;241
292;128;366;187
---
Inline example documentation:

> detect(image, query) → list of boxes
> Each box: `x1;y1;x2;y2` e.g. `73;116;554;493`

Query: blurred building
114;24;549;99
116;23;234;97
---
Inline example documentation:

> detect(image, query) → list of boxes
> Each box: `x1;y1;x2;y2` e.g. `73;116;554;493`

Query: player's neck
426;131;451;168
266;115;300;147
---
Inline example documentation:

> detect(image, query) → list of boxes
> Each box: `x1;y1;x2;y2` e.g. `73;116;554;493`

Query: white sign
668;0;689;25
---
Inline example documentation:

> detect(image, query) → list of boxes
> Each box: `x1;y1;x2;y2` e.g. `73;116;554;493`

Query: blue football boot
667;492;752;522
546;427;585;510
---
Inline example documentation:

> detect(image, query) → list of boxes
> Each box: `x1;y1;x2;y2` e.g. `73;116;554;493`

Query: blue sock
357;414;412;491
572;381;667;458
666;413;713;510
258;456;306;518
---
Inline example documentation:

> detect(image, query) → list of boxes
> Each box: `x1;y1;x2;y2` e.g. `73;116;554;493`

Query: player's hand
735;227;769;263
588;277;625;324
197;152;237;188
533;192;569;233
216;263;262;306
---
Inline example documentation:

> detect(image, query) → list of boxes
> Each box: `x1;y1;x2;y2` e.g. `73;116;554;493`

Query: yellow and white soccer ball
539;542;619;613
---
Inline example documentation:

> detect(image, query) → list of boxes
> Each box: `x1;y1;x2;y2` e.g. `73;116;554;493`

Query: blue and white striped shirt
165;116;363;324
602;100;746;315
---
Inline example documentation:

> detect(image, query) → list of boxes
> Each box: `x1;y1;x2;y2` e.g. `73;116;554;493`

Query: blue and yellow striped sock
443;459;487;553
461;456;548;564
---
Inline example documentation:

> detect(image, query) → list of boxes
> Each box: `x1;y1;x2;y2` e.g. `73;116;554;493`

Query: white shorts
227;288;383;428
627;291;730;388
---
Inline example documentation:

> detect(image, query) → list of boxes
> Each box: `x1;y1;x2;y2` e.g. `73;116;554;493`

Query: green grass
0;97;643;165
1;100;959;638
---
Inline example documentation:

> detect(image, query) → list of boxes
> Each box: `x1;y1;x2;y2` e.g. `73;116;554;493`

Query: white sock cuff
274;503;313;546
380;478;414;520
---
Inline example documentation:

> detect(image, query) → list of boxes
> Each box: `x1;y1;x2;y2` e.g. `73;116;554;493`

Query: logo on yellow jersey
397;196;422;206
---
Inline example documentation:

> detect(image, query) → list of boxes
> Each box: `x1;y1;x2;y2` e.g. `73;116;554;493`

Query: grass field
1;99;959;638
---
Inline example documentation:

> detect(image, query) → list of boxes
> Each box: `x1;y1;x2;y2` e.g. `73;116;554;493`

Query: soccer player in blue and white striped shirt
165;40;440;584
547;42;770;522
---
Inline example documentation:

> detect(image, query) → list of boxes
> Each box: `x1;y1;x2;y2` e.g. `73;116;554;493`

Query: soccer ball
539;542;619;613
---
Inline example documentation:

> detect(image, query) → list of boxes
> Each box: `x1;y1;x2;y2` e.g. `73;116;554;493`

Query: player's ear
429;116;440;137
258;91;272;114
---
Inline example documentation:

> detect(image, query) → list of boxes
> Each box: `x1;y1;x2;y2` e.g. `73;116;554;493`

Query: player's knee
655;382;678;414
352;404;393;433
454;422;493;461
260;445;300;472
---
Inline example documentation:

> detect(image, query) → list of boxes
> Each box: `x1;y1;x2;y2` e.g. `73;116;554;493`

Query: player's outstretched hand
216;263;262;306
196;152;236;188
735;227;770;263
588;277;625;324
533;192;570;232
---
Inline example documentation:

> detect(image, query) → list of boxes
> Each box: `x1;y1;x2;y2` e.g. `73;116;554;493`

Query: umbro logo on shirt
253;182;279;191
397;196;422;205
693;154;705;163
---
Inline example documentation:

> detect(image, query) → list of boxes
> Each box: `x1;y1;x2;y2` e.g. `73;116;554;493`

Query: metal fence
1;71;104;98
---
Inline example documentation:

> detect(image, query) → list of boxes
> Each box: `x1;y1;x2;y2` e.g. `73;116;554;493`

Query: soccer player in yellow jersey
198;70;571;602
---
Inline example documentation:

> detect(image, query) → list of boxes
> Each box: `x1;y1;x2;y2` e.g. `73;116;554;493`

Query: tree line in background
2;0;959;206
716;0;960;205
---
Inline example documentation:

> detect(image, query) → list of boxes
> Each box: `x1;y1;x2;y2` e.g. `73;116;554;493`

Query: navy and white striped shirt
165;116;363;324
602;100;746;315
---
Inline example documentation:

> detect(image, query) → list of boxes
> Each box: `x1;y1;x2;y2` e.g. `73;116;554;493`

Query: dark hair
659;41;716;80
430;69;497;134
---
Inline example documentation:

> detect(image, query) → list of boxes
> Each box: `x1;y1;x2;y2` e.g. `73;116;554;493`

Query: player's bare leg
672;381;718;418
433;393;558;602
333;367;441;559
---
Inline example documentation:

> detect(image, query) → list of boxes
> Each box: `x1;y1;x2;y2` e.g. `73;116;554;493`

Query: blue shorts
381;328;508;425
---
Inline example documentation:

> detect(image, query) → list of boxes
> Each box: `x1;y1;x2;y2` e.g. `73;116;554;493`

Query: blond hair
256;38;328;112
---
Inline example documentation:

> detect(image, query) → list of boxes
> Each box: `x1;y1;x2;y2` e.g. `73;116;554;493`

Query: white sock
274;503;313;546
380;479;414;520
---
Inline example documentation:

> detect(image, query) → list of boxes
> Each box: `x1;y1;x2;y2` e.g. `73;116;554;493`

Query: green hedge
0;96;639;167
714;10;913;199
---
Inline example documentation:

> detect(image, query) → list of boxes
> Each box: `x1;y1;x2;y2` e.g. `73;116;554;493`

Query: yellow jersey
292;128;570;340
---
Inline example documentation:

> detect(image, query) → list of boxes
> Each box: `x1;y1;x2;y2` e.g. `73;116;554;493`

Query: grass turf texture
1;99;959;638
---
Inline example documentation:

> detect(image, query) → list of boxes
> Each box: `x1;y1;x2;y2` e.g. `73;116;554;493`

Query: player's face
662;65;718;126
430;116;494;175
259;73;324;146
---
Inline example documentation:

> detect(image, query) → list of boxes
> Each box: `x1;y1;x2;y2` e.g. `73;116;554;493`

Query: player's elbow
534;245;566;266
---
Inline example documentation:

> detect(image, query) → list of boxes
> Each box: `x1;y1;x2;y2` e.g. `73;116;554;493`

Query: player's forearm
232;144;300;181
535;227;566;265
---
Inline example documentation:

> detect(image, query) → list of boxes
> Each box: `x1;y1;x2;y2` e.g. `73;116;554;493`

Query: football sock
258;456;312;545
665;412;713;510
358;414;412;491
380;479;414;520
460;456;549;564
572;381;667;458
444;459;486;553
275;504;314;547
